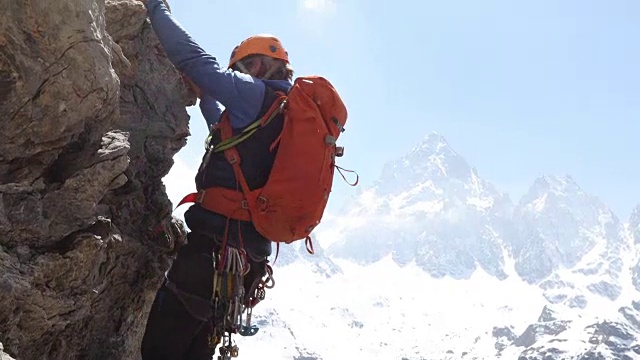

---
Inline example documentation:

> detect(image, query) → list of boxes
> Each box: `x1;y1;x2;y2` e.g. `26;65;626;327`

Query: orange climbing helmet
228;34;289;68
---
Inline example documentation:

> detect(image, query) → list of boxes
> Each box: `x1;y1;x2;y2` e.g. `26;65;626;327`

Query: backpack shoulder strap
212;94;286;153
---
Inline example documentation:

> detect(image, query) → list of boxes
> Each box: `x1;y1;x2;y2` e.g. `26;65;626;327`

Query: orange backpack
178;75;357;254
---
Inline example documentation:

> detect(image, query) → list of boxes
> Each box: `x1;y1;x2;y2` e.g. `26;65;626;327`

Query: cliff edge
1;0;196;358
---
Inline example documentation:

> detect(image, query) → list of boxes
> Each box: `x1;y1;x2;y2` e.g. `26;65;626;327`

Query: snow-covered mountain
325;133;512;281
512;174;633;317
164;131;640;359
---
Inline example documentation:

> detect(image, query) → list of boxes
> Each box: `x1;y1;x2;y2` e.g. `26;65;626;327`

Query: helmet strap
262;65;279;80
235;60;251;74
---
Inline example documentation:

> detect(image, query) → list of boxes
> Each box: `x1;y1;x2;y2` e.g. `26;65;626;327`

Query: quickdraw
208;246;276;360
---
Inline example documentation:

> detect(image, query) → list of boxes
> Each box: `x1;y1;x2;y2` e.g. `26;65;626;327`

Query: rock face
0;0;195;359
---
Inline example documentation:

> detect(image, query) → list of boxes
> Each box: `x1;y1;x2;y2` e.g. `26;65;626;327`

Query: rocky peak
0;0;195;359
529;174;579;194
271;236;342;278
327;133;511;280
374;132;475;195
411;132;453;158
519;175;602;212
537;305;559;322
511;174;623;284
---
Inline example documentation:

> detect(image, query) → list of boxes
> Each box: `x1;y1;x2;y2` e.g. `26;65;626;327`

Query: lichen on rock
0;0;196;359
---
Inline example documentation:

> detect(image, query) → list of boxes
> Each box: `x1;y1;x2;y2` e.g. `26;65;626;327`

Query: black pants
141;283;214;360
141;232;268;360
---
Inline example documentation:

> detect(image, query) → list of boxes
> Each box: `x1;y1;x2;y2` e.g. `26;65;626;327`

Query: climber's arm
199;95;223;128
181;75;222;127
144;0;264;128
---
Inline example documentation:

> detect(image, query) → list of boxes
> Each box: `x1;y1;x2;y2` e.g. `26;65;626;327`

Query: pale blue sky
164;0;640;219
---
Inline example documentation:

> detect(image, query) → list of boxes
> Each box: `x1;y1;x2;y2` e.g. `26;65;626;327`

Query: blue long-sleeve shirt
198;94;223;128
145;0;292;128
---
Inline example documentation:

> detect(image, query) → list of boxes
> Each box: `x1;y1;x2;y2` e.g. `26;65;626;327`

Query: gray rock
505;315;640;360
0;0;196;359
567;295;588;309
537;305;559;322
272;235;342;277
492;326;517;352
587;280;622;301
513;306;571;349
513;321;569;348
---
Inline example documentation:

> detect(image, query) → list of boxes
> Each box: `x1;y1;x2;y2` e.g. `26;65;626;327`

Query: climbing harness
207;245;275;360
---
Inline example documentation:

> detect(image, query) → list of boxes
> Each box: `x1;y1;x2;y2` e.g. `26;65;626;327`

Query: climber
139;0;353;358
138;1;294;360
